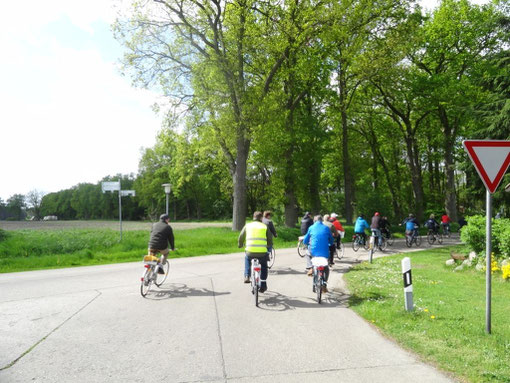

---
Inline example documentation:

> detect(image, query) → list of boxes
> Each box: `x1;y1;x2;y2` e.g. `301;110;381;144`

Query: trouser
246;254;268;287
335;235;341;249
371;229;382;246
148;248;169;264
245;252;269;274
328;244;336;265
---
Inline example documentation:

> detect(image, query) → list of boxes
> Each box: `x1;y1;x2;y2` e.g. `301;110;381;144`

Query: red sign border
462;140;510;193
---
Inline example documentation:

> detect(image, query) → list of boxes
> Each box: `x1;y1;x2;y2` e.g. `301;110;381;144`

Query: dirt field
0;220;232;231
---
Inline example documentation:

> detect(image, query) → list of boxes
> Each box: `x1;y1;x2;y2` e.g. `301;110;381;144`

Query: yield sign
463;140;510;193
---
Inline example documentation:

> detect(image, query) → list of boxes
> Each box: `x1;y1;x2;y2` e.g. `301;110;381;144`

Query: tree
6;194;26;221
26;189;46;220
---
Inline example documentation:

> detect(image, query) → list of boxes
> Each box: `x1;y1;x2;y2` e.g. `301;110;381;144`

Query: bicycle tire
352;237;360;252
268;248;276;269
316;273;322;304
386;232;394;246
379;236;387;251
369;247;374;263
405;235;412;248
336;242;344;260
297;240;306;257
155;262;170;287
140;268;153;297
363;237;370;251
427;232;435;245
437;234;443;244
415;235;422;246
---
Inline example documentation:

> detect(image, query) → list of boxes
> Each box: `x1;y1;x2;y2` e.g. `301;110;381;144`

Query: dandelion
502;264;510;280
424;309;429;312
430;316;436;319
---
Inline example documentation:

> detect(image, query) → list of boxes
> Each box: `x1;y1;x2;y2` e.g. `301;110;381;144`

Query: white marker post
463;140;510;334
402;257;413;311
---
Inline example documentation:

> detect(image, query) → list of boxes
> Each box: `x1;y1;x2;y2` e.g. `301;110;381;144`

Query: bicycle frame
250;258;262;306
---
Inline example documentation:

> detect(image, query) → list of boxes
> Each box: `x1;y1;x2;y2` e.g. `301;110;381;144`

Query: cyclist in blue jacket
303;215;334;292
401;214;419;240
354;214;370;245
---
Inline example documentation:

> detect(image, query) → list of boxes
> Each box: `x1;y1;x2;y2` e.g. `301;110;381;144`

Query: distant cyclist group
142;209;453;299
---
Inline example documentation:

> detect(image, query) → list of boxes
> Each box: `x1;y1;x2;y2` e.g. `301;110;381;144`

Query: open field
0;220;231;231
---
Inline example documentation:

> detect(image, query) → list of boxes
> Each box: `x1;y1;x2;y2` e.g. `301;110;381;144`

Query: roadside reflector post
402;257;413;312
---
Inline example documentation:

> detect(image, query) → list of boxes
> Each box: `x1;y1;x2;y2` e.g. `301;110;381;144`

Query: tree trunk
341;108;355;224
439;106;458;222
232;134;249;231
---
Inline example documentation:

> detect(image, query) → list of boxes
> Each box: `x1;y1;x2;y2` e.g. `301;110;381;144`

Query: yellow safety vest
245;221;268;254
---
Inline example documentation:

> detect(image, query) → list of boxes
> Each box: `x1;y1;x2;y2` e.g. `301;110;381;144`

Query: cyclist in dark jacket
425;214;440;234
300;212;313;235
148;214;175;273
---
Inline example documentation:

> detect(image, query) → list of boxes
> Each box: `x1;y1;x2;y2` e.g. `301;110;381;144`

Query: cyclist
425;214;440;235
239;211;270;292
401;214;419;241
303;215;334;292
300;212;313;235
323;214;339;266
441;213;451;234
330;213;345;250
263;210;277;265
354;214;370;245
380;215;391;240
148;214;175;274
370;212;383;248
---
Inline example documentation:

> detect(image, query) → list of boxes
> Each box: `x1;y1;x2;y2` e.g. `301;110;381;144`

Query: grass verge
344;246;510;383
0;226;302;273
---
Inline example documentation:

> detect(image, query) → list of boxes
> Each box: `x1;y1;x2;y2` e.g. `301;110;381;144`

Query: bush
0;229;8;242
461;215;510;259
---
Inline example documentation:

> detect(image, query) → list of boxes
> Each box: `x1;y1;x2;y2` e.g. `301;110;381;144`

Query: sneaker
244;276;250;283
157;265;165;274
259;283;267;293
307;268;313;277
321;286;328;293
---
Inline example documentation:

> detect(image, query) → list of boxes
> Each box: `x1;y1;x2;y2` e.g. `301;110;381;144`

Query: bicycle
268;247;276;269
335;231;345;260
250;258;262;307
297;237;307;257
405;230;421;247
427;229;443;245
352;233;369;252
311;257;328;304
140;254;169;297
381;229;394;246
367;231;386;263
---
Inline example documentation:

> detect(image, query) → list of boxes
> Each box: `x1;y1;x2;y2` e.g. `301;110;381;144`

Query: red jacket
332;218;344;232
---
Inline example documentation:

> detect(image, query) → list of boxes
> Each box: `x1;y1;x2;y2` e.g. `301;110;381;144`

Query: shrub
0;229;8;242
461;215;510;259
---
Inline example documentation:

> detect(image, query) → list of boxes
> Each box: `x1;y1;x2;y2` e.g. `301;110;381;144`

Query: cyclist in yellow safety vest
238;211;270;293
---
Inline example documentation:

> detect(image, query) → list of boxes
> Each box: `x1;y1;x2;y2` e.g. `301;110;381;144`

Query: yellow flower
430;315;436;319
502;264;510;280
424;309;429;312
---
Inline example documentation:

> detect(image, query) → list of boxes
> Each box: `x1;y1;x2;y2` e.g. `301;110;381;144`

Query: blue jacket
354;217;370;233
303;221;334;258
403;218;418;231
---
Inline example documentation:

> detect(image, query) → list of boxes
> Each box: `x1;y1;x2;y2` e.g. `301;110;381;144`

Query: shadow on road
256;290;350;311
144;283;231;300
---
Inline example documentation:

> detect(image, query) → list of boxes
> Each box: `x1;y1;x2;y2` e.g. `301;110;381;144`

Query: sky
0;0;489;202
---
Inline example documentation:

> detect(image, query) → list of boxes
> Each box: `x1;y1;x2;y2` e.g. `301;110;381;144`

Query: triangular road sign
463;140;510;193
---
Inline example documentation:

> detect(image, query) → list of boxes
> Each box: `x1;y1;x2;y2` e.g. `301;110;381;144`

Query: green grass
344;246;510;383
0;226;302;273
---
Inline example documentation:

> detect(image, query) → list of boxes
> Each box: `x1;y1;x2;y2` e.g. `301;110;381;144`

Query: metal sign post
101;181;135;241
463;140;510;334
162;183;172;216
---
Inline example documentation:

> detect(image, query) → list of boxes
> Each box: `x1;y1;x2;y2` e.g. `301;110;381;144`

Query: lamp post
162;183;172;216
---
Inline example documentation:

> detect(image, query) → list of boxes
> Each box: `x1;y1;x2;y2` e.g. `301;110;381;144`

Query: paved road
0;238;459;382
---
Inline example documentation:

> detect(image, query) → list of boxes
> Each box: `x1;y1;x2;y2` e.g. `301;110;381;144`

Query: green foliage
461;215;510;258
0;229;8;242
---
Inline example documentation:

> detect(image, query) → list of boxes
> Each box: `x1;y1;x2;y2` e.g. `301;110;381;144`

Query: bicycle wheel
386;232;394;246
297;240;306;257
268;248;276;269
369;247;374;263
336;242;344;260
405;235;412;248
379;236;387;251
437;233;443;244
363;237;370;251
427;232;435;245
415;235;422;246
140;267;153;297
352;237;360;252
316;273;322;304
155;262;170;287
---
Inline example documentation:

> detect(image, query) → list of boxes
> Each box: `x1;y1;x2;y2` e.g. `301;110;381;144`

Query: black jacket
300;215;313;235
149;220;175;250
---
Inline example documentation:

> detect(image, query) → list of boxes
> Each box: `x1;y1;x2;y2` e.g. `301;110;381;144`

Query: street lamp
162;183;172;216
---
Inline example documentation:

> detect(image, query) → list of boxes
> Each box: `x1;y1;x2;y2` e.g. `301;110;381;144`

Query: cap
331;213;338;218
160;214;169;221
375;212;380;216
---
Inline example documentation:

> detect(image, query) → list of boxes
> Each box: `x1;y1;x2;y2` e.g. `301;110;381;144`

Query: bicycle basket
311;257;329;267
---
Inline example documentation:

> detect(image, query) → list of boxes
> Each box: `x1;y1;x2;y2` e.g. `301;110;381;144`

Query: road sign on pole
101;182;135;241
463;140;510;334
101;181;121;193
